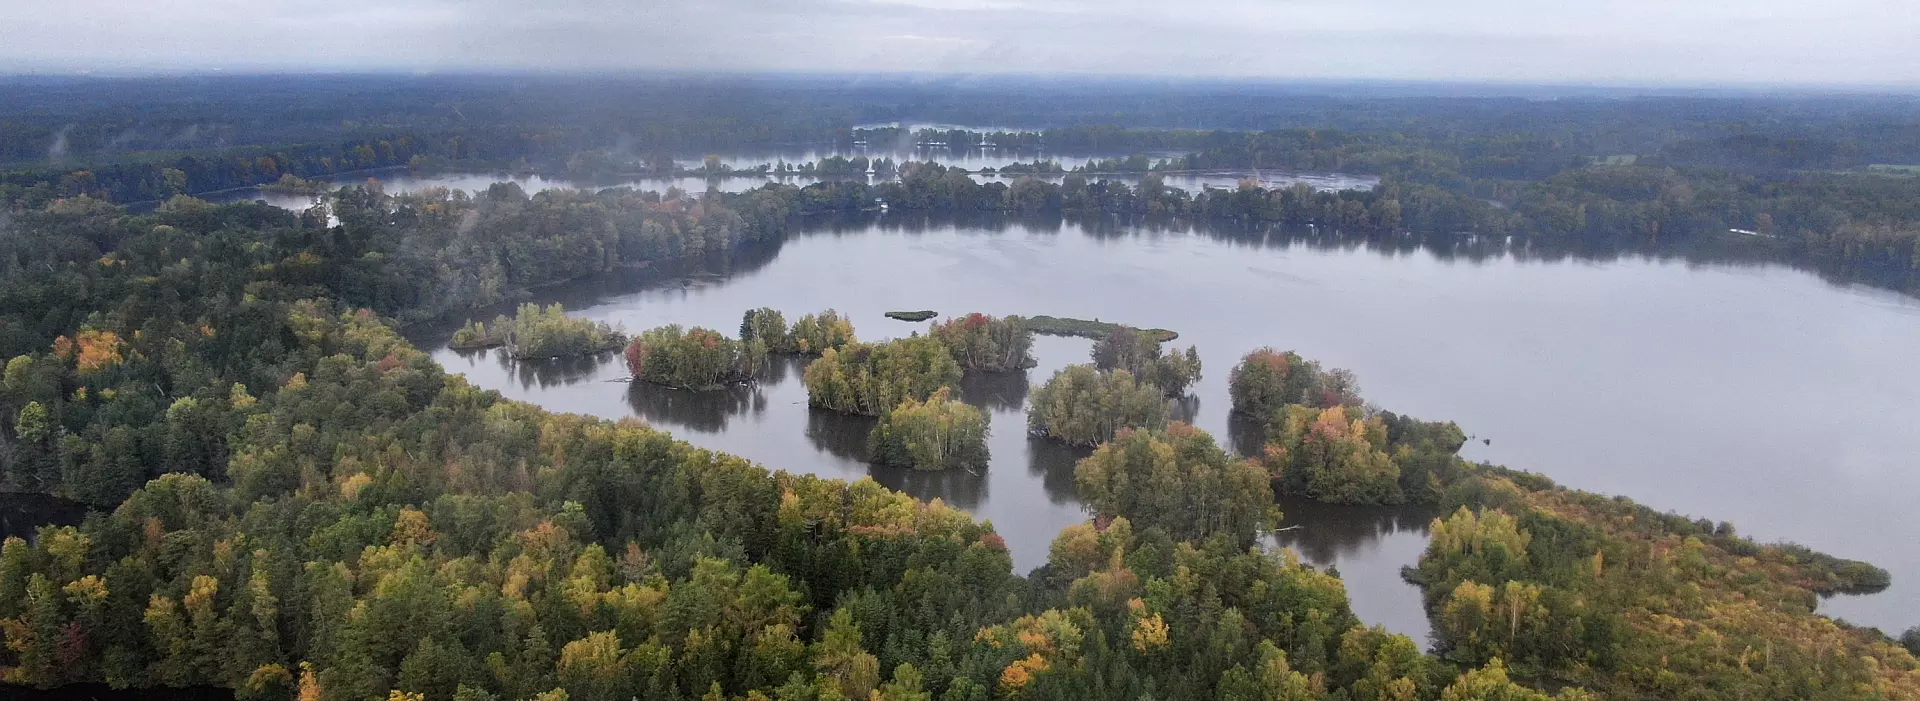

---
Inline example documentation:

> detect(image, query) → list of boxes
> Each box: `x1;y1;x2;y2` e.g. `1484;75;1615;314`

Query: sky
2;0;1918;85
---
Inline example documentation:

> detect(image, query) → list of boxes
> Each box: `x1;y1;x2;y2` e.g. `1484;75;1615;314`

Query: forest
0;77;1915;700
7;77;1920;297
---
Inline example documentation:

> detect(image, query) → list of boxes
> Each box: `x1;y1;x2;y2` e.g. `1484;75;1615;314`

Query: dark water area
0;683;231;701
413;211;1920;642
1273;497;1439;642
0;492;89;541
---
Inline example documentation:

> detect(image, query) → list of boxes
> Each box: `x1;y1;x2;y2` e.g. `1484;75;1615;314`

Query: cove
418;212;1920;642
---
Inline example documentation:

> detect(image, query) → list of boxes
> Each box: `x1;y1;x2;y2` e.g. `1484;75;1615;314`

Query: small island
624;324;766;389
868;386;990;471
740;307;858;354
1025;315;1178;342
1092;326;1201;396
449;303;626;360
885;310;938;322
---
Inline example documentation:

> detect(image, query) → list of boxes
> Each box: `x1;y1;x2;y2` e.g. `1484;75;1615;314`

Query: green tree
803;336;961;416
740;308;795;353
1260;405;1402;504
869;387;989;471
1074;424;1273;543
1228;348;1361;420
1091;327;1201;397
625;325;766;389
1027;365;1168;447
789;310;858;355
929;314;1035;371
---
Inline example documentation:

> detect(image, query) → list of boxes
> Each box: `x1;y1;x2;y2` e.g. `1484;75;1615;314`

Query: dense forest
0;77;1915;700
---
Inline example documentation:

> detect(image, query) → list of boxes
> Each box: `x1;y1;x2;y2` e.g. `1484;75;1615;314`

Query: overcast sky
3;0;1917;85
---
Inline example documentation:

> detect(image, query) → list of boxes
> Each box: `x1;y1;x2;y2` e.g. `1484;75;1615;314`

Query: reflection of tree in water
1226;414;1268;459
869;464;988;511
1170;394;1202;425
804;407;989;510
1026;437;1092;507
501;351;614;390
1270;496;1437;565
0;493;88;542
804;408;877;462
761;355;805;385
626;382;764;433
783;208;1920;301
958;370;1030;412
791;209;1064;241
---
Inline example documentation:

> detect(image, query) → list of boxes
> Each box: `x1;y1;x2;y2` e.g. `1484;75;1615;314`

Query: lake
416;212;1920;642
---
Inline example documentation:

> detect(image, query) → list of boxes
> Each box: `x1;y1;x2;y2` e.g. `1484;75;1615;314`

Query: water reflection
0;493;88;542
1273;497;1438;642
870;464;989;512
1274;497;1437;565
628;382;767;433
805;408;876;461
781;208;1918;300
1025;438;1091;507
1226;415;1269;459
958;370;1030;412
760;355;798;385
1170;395;1202;424
499;351;613;390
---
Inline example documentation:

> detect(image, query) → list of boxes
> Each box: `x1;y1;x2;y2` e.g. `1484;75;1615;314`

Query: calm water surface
421;217;1920;641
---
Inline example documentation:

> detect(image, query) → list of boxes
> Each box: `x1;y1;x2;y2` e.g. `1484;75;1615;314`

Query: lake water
0;492;88;541
417;214;1920;642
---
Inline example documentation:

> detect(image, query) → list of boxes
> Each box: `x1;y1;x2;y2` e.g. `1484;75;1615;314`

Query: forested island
449;304;626;360
0;77;1915;701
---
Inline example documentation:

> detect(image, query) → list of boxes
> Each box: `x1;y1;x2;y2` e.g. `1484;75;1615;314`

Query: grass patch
1026;315;1177;342
885;310;938;322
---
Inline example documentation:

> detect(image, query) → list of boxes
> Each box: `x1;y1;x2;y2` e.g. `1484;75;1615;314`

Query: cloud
883;35;980;45
0;0;1916;85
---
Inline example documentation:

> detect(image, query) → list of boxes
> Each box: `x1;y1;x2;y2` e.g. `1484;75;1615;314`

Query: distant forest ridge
2;75;1919;301
6;74;1920;168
